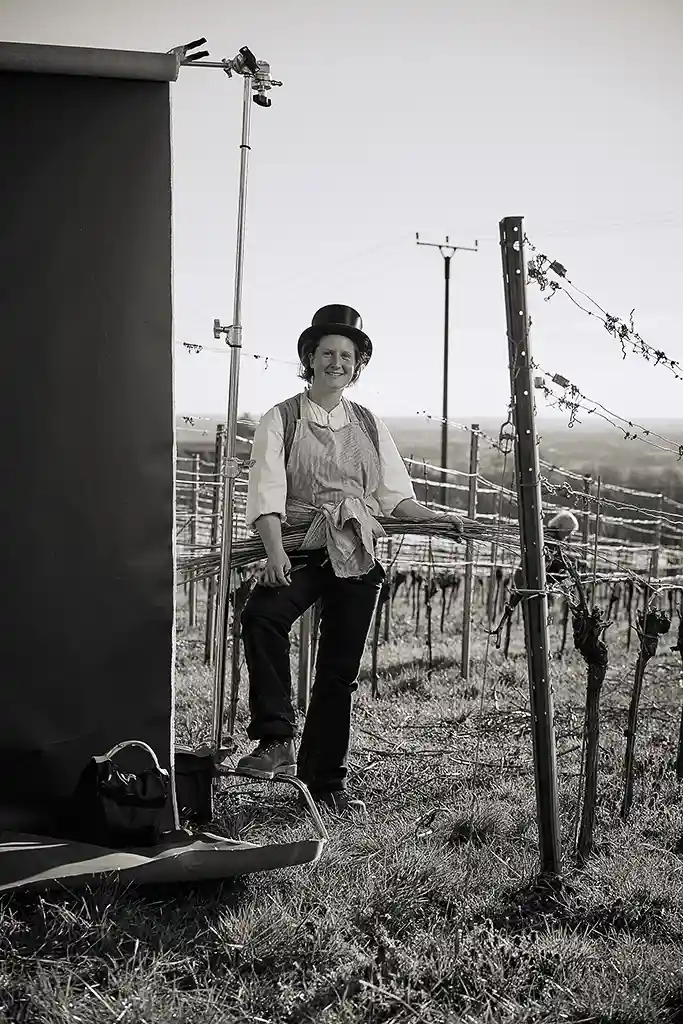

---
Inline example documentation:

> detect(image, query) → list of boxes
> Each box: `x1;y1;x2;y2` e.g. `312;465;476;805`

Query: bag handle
99;740;164;773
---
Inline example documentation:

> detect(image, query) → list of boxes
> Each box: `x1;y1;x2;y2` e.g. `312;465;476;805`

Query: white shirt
246;392;416;530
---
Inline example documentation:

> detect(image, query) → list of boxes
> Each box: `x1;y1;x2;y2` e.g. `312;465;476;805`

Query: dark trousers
241;551;385;793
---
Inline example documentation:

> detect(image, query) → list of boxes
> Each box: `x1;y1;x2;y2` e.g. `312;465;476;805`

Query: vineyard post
204;424;226;666
426;550;435;679
590;478;602;607
582;475;591;569
675;610;683;779
461;425;480;680
371;592;383;698
188;453;200;628
651;493;663;607
384;539;394;641
500;216;561;876
486;488;501;625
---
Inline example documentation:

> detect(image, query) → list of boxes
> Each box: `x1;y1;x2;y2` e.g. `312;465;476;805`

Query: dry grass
2;592;683;1024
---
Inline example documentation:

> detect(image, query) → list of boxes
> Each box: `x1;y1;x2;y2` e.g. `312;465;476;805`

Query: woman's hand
439;511;465;539
259;548;292;587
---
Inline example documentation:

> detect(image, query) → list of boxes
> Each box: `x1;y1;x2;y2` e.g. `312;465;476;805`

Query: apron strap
348;400;380;460
276;393;303;469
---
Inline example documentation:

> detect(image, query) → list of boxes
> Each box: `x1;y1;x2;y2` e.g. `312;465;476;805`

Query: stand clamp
167;38;210;68
221;46;283;107
213;319;254;479
214;319;242;347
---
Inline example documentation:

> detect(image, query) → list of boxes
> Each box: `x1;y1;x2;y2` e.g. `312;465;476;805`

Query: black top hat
297;304;373;363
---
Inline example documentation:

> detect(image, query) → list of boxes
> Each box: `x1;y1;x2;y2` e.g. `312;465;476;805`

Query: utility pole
416;233;478;507
499;216;561;876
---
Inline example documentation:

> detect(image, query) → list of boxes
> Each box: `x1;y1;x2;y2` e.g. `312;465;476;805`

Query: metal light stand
171;42;282;753
168;41;331;845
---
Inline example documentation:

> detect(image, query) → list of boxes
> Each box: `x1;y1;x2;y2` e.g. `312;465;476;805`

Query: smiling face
309;334;357;389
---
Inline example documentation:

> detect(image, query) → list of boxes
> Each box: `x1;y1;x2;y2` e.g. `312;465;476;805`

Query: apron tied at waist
285;496;387;578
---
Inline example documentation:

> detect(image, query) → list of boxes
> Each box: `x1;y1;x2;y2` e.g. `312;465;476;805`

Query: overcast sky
4;0;683;427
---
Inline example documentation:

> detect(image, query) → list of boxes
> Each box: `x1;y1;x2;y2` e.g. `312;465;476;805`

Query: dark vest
276;393;381;468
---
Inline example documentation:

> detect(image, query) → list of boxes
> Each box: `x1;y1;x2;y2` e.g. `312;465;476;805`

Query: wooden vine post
188;453;201;627
486;490;501;625
227;571;256;736
581;475;591;569
371;579;391;698
204;424;226;666
414;570;422;636
500;216;561;875
461;425;480;680
383;538;394;642
425;550;435;680
672;609;683;779
621;604;671;820
444;575;460;628
590;477;602;608
650;493;663;607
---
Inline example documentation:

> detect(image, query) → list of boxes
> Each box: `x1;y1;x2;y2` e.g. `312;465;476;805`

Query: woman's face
310;334;357;388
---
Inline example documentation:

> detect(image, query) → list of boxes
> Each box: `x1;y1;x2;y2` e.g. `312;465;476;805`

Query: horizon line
177;411;683;425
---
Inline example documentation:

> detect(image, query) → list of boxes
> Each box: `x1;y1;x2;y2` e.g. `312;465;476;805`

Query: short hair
297;335;370;386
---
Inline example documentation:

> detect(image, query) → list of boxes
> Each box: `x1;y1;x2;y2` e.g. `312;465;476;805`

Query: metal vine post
499;216;561;876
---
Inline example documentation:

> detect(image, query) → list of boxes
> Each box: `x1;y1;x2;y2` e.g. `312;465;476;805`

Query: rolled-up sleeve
245;407;287;531
371;416;416;516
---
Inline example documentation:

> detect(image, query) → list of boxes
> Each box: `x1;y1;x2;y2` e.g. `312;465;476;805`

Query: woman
236;304;463;815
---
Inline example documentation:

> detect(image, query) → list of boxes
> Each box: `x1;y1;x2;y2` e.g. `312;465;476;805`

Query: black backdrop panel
0;41;179;82
0;71;175;834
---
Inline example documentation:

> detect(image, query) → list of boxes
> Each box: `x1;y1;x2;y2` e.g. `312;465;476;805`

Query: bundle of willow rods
177;516;521;586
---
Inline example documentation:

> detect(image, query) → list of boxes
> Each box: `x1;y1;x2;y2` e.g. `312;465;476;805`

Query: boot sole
235;763;297;779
